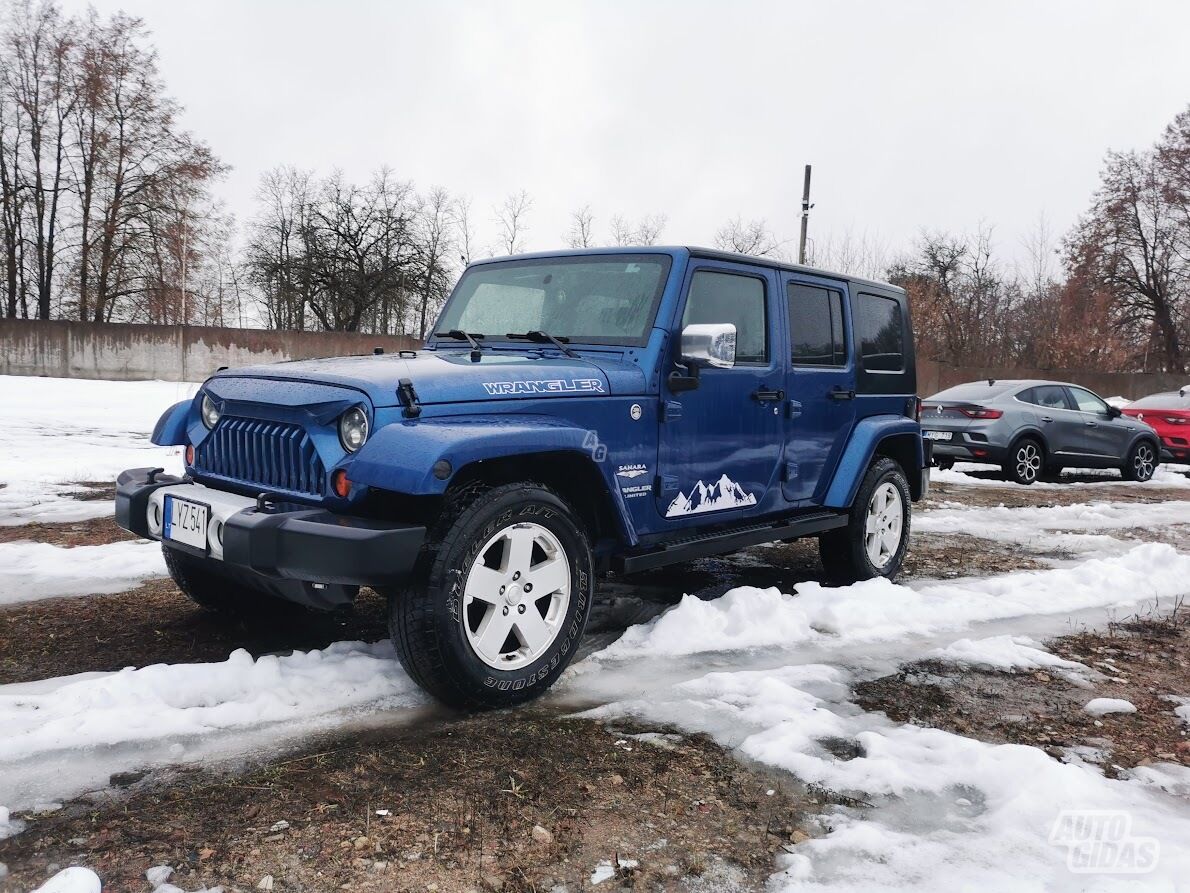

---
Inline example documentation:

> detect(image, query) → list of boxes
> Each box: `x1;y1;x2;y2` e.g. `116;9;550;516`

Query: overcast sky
60;0;1190;271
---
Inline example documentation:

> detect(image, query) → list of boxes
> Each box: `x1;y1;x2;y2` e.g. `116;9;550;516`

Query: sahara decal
616;464;648;479
665;473;757;517
481;378;605;396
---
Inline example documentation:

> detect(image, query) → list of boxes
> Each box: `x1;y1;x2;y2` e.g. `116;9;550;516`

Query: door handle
829;387;856;401
1041;416;1054;423
1085;421;1097;427
752;387;785;402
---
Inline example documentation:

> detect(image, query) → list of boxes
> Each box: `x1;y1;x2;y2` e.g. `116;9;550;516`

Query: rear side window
682;270;768;364
1019;385;1070;410
788;284;846;366
856;293;904;372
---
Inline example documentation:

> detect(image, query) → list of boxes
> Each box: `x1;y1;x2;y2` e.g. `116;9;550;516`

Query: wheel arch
348;414;637;546
1007;428;1048;460
823;415;925;508
450;450;628;547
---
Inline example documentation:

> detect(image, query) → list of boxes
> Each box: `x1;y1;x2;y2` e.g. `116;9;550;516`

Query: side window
788;284;846;366
682;270;768;364
1024;385;1070;409
1068;386;1108;414
856;293;904;372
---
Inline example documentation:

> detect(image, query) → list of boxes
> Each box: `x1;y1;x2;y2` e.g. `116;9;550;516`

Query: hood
213;348;646;408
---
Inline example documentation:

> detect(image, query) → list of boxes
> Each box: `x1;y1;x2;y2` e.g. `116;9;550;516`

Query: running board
612;511;847;575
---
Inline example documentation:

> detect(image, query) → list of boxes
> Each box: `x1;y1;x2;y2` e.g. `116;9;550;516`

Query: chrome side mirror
680;323;736;369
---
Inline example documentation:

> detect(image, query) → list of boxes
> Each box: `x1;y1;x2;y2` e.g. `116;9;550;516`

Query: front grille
195;417;326;496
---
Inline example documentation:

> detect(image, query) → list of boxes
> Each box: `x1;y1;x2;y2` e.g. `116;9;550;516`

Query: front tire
819;457;911;584
388;482;594;710
1122;441;1157;482
1004;437;1044;485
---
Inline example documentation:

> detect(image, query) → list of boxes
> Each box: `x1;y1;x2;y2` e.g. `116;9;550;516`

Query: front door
1067;385;1130;461
655;262;784;524
782;276;857;502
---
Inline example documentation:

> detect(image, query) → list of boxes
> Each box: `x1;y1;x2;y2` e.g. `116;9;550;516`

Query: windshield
436;254;672;347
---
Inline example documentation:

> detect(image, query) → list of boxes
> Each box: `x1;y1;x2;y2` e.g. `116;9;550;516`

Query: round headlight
339;406;369;452
201;394;221;429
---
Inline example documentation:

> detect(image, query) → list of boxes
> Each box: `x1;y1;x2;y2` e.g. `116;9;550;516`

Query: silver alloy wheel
864;482;904;569
1015;442;1042;483
1133;443;1156;481
462;521;571;671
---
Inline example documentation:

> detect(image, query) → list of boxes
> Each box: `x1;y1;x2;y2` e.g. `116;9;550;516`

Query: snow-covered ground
2;377;1190;891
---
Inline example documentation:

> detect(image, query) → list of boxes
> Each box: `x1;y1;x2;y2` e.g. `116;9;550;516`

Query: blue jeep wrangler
116;248;928;708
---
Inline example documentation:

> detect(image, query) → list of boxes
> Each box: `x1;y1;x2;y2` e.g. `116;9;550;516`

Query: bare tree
413;185;456;339
566;204;594;248
610;212;665;246
1066;129;1189;372
452;194;476;266
6;0;77;319
714;216;782;257
494;189;532;255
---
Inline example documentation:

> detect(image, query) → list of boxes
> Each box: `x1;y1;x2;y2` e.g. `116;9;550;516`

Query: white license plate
924;430;953;441
164;495;209;551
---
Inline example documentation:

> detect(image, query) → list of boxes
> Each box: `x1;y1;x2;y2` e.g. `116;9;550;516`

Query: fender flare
151;399;193;446
823;415;924;508
347;414;637;543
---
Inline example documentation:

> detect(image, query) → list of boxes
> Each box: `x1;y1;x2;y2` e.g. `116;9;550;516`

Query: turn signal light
185;445;195;465
331;469;352;498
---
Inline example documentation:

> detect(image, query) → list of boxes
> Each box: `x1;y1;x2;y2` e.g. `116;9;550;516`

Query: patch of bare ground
855;606;1190;775
0;713;816;893
63;480;117;501
927;474;1190;510
0;515;133;547
0;578;391;686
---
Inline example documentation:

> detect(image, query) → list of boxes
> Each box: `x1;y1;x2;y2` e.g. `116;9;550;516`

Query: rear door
781;276;856;502
1020;385;1084;457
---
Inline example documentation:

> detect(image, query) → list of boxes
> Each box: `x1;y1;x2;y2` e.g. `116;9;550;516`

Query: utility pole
798;164;813;265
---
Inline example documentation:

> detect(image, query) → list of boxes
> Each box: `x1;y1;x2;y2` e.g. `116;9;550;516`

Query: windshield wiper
506;330;578;359
434;329;485;361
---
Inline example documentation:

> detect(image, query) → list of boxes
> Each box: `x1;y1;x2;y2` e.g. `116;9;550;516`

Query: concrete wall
0;319;420;382
1;319;1185;400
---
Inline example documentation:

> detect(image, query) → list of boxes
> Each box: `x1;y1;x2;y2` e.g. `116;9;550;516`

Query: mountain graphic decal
665;473;757;517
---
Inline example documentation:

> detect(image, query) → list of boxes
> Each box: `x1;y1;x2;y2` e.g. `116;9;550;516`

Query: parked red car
1121;388;1190;462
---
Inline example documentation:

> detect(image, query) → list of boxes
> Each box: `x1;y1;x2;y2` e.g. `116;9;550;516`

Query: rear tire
387;482;594;710
1121;440;1157;482
163;544;291;619
819;457;911;584
1004;437;1044;485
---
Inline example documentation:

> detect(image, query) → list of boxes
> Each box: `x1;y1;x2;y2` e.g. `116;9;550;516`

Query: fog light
332;469;352;498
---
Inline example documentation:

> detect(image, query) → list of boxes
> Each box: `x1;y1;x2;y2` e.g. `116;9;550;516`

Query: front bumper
116;467;427;589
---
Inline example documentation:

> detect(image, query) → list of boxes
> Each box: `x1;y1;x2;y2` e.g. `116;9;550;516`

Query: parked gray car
922;380;1161;484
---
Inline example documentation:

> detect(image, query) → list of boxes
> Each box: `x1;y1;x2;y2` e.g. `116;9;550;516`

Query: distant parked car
921;379;1161;485
1121;387;1190;464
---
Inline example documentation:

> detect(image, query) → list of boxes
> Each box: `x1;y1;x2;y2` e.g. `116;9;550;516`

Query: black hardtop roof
470;245;904;296
683;246;904;295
